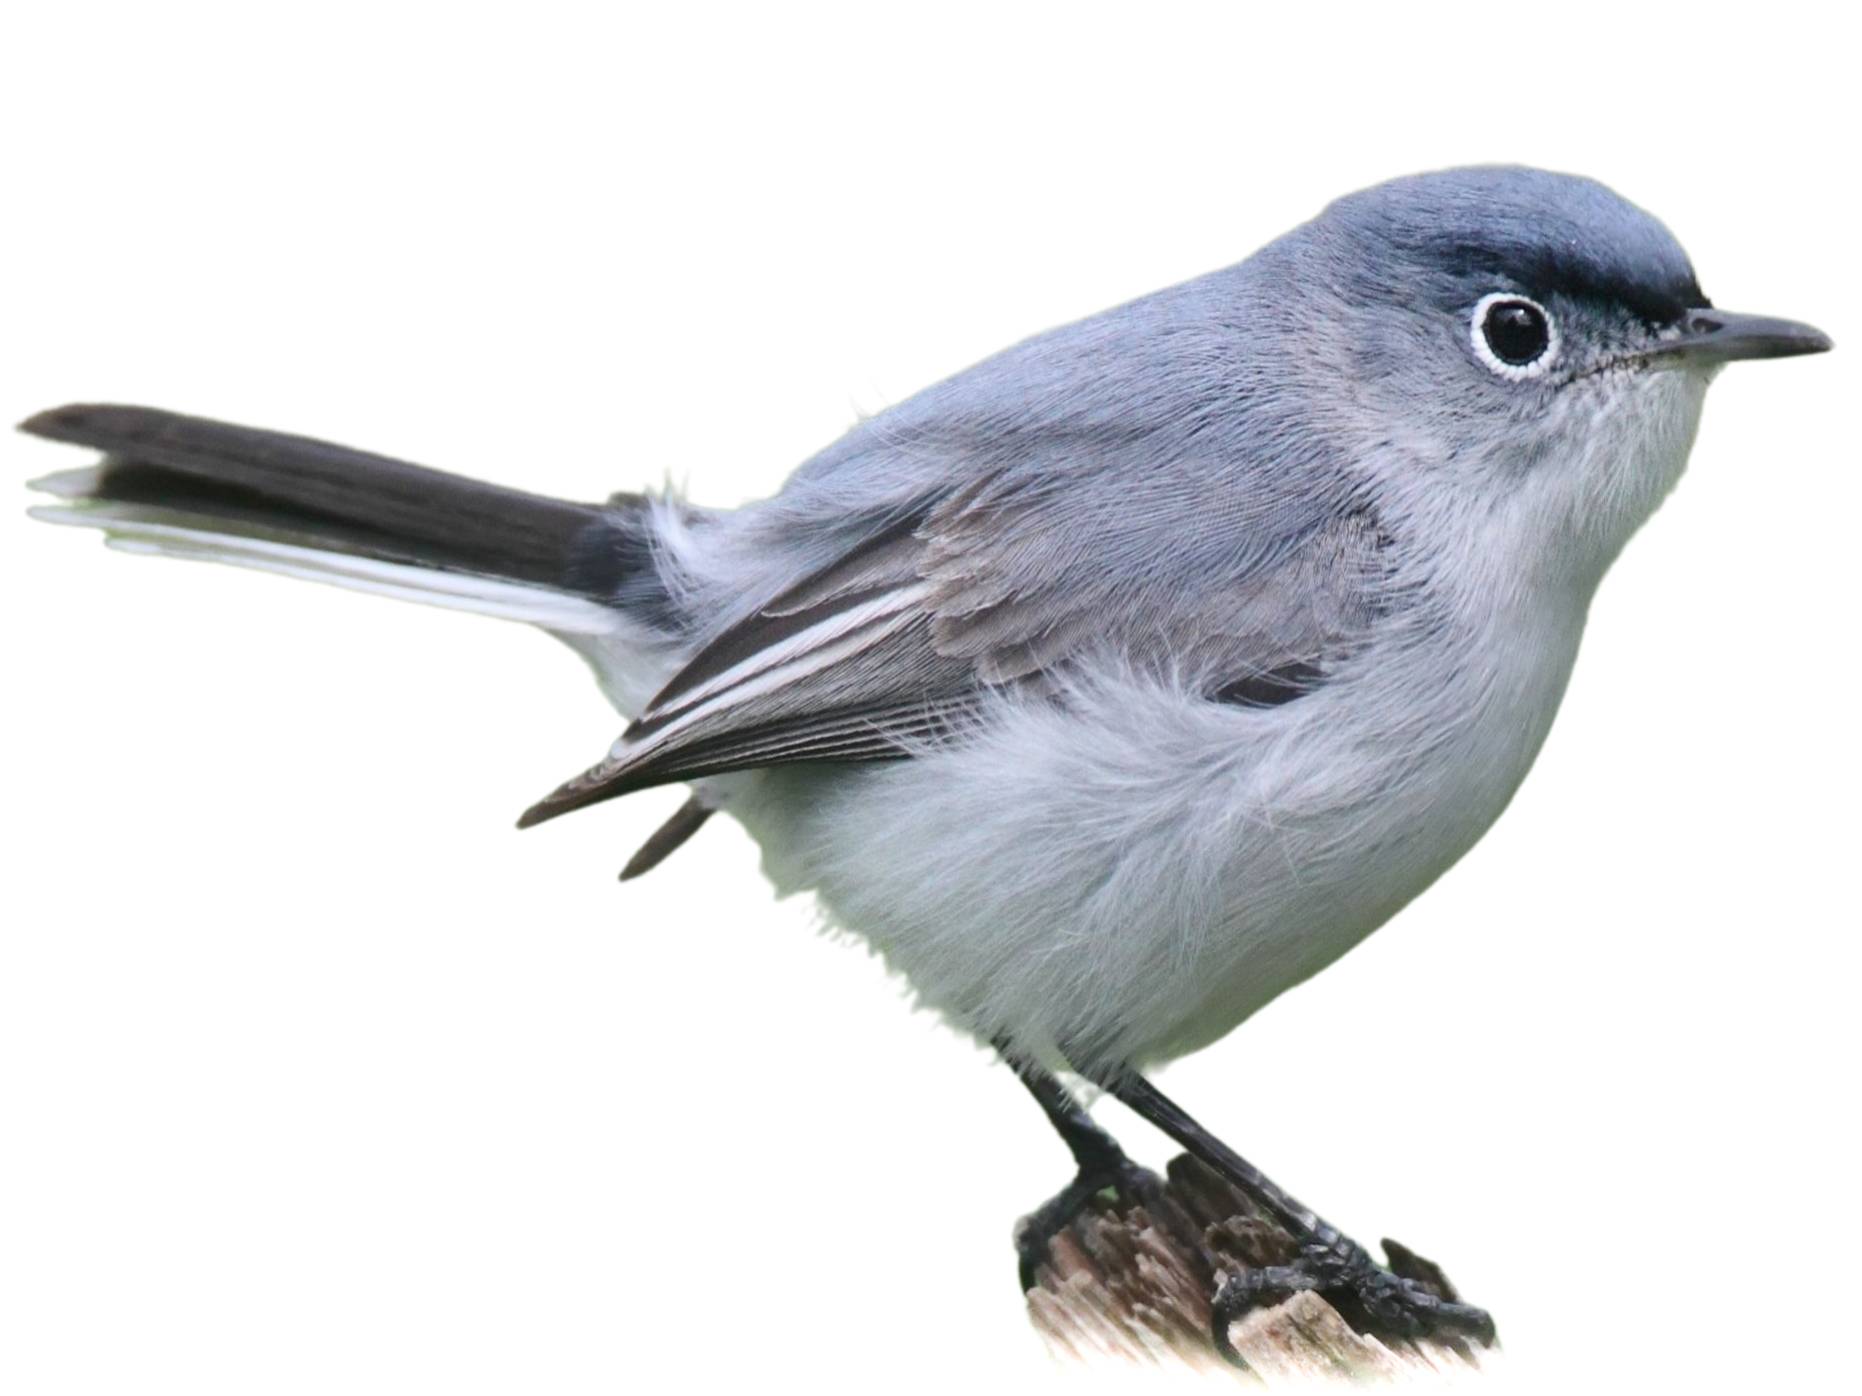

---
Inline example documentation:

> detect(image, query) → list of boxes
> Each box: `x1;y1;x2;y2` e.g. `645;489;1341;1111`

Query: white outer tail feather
30;501;622;636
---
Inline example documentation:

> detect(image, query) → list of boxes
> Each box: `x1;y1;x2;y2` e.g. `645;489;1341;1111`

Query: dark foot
1014;1153;1173;1292
1209;1234;1497;1368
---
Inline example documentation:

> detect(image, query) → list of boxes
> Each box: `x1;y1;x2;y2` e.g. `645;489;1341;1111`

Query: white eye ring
1470;292;1559;381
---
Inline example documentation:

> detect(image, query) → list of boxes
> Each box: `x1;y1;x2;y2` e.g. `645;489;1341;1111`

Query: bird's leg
1002;1049;1201;1292
1089;1067;1498;1367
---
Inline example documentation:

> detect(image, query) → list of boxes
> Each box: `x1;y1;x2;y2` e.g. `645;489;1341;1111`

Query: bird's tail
22;403;673;639
23;404;716;874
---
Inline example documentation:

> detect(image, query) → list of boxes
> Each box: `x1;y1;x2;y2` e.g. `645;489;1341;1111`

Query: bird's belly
724;619;1582;1073
1156;699;1561;1062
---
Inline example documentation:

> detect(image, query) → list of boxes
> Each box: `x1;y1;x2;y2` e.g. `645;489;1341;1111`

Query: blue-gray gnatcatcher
22;165;1831;1362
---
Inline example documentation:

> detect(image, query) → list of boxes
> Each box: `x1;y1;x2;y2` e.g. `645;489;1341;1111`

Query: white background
3;5;1855;1393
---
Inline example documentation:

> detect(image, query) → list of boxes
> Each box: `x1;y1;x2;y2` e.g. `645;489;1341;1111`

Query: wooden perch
1023;1154;1495;1380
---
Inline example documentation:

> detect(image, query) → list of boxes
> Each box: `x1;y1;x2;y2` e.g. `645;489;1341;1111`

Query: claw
1210;1265;1320;1367
1209;1237;1497;1370
1015;1157;1170;1292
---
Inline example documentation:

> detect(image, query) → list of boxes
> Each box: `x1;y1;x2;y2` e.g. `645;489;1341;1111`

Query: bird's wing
517;440;1391;827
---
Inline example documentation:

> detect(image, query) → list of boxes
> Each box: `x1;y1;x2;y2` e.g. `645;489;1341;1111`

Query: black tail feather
618;796;715;880
21;403;649;604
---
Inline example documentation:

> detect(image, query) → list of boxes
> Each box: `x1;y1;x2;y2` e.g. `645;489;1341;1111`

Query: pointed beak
1647;309;1833;368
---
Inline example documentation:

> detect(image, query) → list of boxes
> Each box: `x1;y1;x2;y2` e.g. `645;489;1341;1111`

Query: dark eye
1472;294;1556;377
1482;299;1549;364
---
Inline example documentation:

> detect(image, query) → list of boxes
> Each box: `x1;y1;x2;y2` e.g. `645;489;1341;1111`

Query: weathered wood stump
1023;1154;1495;1380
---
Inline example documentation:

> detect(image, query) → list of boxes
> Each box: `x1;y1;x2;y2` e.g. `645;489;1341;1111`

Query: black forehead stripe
1431;239;1704;325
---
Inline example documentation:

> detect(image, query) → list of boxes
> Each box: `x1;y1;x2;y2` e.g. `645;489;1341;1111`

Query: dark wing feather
517;463;1393;828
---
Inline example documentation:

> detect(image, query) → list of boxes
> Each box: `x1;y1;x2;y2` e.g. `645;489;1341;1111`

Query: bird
22;165;1831;1363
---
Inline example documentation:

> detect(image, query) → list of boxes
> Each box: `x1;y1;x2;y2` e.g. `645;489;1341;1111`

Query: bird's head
1284;166;1830;591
